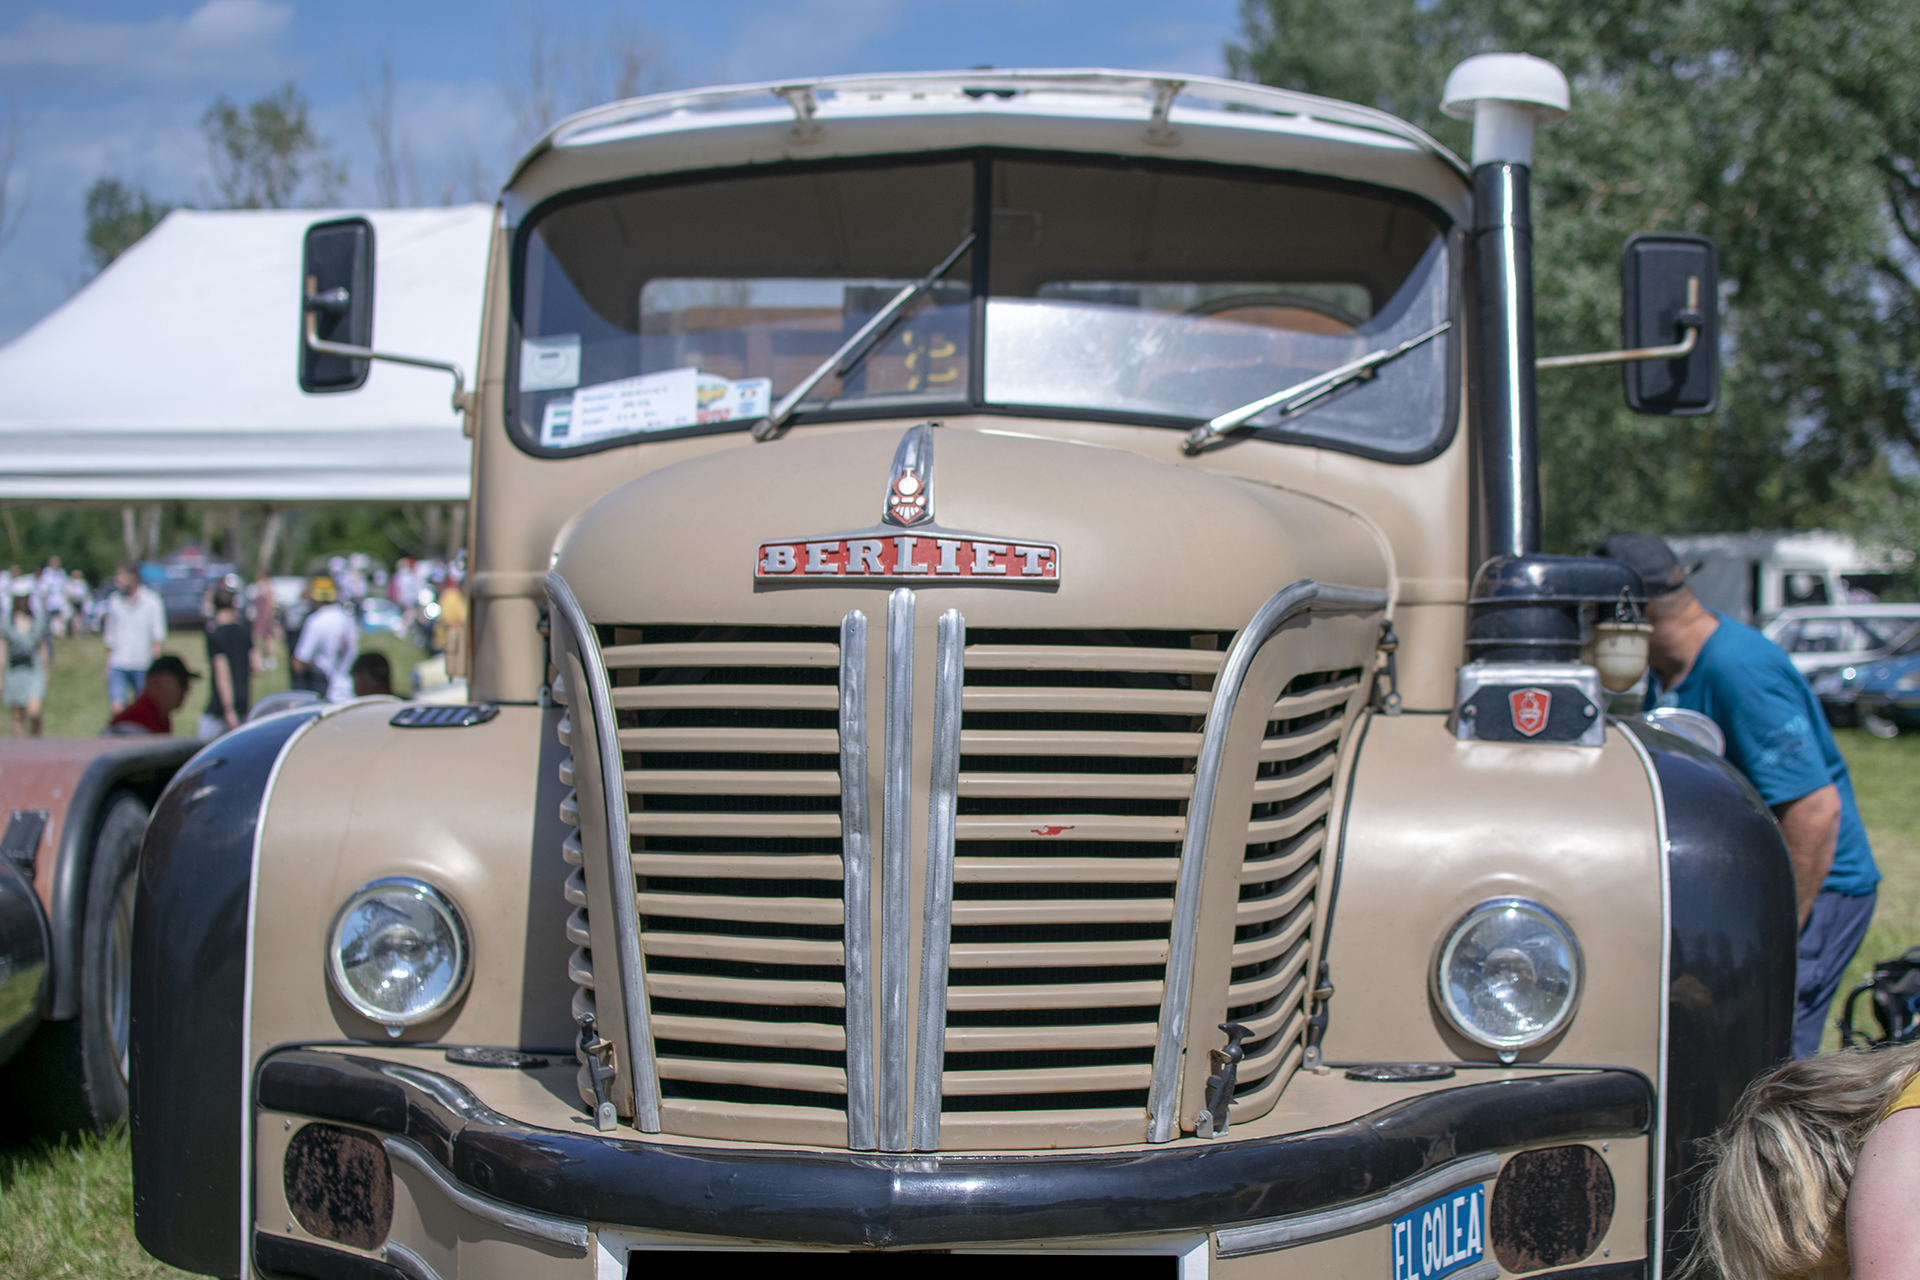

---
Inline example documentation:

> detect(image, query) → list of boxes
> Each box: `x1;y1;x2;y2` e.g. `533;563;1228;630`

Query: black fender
0;855;49;1063
1625;722;1795;1273
45;737;199;1020
130;708;322;1279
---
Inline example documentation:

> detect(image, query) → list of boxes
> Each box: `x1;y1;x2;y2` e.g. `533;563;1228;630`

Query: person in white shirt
102;564;168;713
37;557;70;636
292;576;358;702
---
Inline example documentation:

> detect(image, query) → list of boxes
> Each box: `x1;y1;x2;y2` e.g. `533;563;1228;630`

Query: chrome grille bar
912;607;965;1151
879;587;915;1150
1146;580;1387;1143
546;571;661;1132
840;610;876;1151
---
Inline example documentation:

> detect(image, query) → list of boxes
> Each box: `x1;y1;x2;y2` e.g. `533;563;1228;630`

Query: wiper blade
751;231;977;442
1179;320;1450;455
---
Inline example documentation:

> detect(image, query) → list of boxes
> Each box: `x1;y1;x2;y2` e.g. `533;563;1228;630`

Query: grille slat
617;727;839;753
1225;666;1362;1120
627;812;843;838
642;933;844;965
612;685;839;711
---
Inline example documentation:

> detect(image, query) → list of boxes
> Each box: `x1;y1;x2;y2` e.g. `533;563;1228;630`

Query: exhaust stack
1442;54;1569;559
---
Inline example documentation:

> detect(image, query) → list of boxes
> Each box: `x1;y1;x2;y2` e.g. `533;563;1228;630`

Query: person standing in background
4;583;47;736
102;564;166;714
1599;532;1880;1056
249;570;281;670
292;576;357;702
64;570;91;633
199;582;254;738
36;556;68;639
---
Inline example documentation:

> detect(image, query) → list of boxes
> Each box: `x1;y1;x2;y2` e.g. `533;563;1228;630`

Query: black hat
1594;532;1687;596
148;654;200;682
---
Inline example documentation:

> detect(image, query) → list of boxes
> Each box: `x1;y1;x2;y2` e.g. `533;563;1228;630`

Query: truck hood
554;423;1389;631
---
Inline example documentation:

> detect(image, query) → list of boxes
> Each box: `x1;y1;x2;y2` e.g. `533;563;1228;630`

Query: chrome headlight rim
1430;896;1583;1054
325;876;473;1029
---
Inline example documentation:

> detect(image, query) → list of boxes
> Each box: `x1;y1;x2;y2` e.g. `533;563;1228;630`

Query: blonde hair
1686;1041;1920;1280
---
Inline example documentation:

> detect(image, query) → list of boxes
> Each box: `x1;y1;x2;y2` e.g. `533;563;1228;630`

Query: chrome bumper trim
1215;1151;1501;1257
384;1136;590;1253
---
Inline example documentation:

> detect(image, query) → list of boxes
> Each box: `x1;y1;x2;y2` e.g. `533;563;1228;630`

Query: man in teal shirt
1599;533;1879;1057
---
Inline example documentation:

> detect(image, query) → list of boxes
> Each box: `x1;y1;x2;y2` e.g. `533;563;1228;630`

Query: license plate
1390;1183;1486;1280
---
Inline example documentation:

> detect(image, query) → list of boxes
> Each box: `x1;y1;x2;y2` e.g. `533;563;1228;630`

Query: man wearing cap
292;576;358;703
107;655;197;736
1598;532;1879;1057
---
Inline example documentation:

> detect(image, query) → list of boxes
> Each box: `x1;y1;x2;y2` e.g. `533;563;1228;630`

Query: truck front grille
553;595;1377;1151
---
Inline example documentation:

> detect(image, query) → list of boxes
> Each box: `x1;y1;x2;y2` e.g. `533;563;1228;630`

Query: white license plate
1390;1182;1486;1280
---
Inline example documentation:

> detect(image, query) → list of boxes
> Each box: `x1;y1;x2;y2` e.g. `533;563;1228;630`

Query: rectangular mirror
1621;232;1717;415
299;217;375;393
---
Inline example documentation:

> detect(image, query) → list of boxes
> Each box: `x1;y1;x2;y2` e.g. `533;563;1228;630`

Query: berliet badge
756;422;1060;584
1508;687;1551;737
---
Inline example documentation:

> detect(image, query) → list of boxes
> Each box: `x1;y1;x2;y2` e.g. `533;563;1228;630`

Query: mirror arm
303;307;472;415
1537;272;1703;371
1536;324;1697;371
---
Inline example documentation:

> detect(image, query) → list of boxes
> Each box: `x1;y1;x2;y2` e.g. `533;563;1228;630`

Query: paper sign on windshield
540;368;771;448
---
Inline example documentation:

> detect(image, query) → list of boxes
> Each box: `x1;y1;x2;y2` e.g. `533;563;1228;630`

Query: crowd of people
0;550;464;740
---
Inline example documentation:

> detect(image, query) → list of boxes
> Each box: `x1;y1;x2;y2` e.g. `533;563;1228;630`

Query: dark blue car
1819;648;1920;737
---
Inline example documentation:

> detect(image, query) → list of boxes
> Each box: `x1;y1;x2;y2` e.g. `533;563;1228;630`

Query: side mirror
299;217;375;394
1621;232;1717;416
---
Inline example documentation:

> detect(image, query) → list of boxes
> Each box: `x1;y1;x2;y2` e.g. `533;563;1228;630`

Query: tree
82;178;174;271
1229;0;1920;562
200;81;346;210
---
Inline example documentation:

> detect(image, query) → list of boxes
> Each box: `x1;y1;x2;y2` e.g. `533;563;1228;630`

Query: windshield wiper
1179;320;1451;454
751;231;978;442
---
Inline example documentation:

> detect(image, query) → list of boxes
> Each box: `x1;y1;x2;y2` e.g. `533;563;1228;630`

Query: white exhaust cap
1441;54;1570;167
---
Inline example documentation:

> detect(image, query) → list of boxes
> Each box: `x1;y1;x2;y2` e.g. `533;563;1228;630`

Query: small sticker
520;334;581;391
1509;688;1552;737
540;396;574;445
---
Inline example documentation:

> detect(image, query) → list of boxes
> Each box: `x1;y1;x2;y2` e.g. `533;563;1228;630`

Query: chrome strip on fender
1214;1152;1502;1257
1146;579;1389;1143
1618;720;1673;1280
545;571;661;1133
384;1137;591;1253
880;587;916;1150
840;610;876;1151
382;1240;447;1280
912;607;965;1151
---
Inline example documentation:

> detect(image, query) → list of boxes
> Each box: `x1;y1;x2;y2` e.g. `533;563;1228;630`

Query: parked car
357;596;406;637
1816;643;1920;736
1762;604;1920;679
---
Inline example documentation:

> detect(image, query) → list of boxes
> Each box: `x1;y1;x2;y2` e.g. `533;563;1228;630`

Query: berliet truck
131;55;1797;1280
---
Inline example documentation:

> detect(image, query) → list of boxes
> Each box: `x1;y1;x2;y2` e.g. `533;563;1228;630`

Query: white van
1667;530;1910;624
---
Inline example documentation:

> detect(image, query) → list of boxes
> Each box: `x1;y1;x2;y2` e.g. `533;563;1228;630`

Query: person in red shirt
106;655;197;736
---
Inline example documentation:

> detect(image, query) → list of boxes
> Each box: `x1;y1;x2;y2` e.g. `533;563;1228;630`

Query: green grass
15;628;428;740
1821;728;1920;1051
0;1128;192;1279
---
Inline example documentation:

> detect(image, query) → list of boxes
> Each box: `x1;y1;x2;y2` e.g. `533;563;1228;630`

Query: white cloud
0;0;293;86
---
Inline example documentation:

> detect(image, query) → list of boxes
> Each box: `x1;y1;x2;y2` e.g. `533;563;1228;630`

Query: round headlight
1432;898;1581;1058
327;878;471;1031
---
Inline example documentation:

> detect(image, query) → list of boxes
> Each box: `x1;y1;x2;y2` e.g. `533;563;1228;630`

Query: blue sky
0;0;1243;345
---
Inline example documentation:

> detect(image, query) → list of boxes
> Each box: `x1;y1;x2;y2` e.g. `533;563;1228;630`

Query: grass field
0;711;1909;1275
12;627;428;740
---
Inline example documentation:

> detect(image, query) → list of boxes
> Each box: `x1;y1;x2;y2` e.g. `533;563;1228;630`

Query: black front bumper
257;1049;1649;1249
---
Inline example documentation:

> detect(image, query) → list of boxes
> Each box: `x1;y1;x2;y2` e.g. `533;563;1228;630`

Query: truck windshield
512;154;1453;458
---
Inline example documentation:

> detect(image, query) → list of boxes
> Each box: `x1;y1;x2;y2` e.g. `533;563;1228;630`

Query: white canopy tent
0;205;492;501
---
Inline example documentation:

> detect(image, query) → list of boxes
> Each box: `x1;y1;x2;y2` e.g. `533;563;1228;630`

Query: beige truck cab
132;59;1795;1280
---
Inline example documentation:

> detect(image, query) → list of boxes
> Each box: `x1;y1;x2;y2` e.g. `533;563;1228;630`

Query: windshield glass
511;154;1453;458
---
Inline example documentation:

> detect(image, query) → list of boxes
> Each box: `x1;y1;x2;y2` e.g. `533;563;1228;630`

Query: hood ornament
755;422;1059;587
883;422;934;527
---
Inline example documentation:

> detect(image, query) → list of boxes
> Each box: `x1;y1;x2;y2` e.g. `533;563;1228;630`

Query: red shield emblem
888;469;929;525
1509;688;1552;737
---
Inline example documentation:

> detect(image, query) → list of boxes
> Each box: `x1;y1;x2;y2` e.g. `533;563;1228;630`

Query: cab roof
504;68;1471;226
